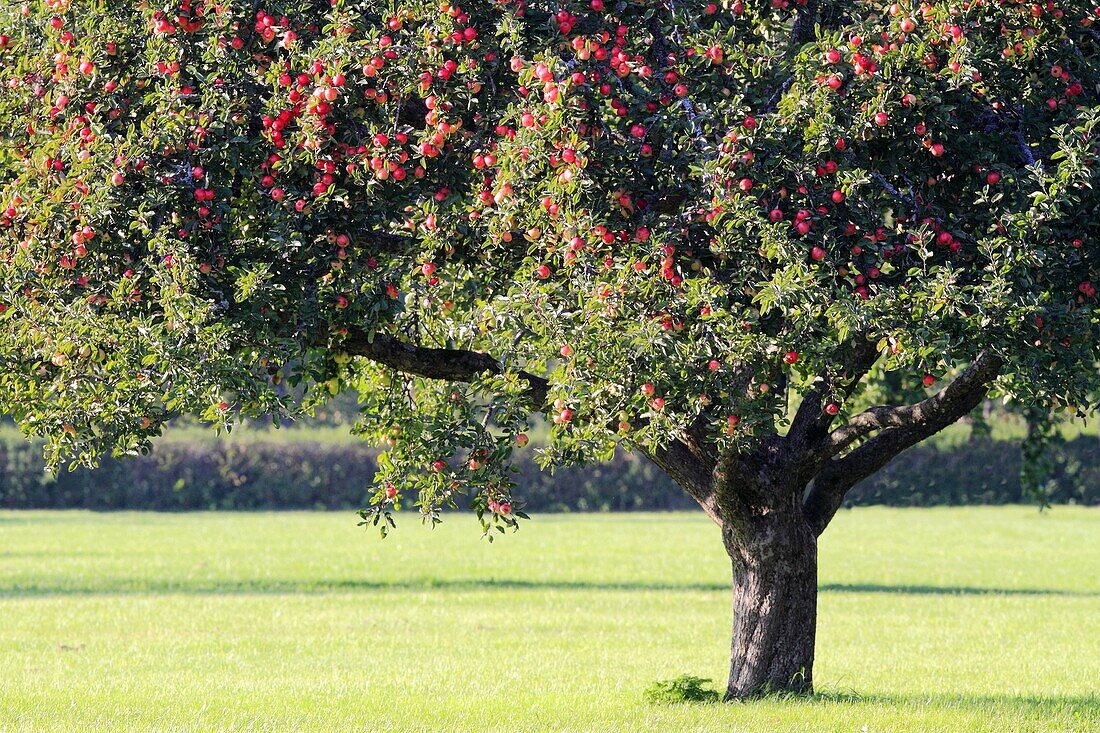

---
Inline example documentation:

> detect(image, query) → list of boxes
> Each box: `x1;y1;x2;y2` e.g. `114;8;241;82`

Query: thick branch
786;336;881;457
647;439;721;525
343;330;549;406
802;351;1004;535
815;350;1004;462
790;0;820;45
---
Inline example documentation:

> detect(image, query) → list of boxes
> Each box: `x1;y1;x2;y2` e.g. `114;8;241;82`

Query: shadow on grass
667;685;1100;715
818;582;1098;597
804;690;1100;718
1;578;1097;597
645;680;1100;723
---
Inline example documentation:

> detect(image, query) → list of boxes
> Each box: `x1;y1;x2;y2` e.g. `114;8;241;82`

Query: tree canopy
2;0;1098;533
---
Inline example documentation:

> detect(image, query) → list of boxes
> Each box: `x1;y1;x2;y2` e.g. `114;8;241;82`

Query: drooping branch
802;350;1004;535
342;329;721;513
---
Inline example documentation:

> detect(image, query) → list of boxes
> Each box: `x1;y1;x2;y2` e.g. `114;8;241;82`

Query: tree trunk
723;518;818;700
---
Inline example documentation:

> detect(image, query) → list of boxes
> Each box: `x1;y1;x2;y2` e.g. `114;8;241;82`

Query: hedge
1;432;1097;511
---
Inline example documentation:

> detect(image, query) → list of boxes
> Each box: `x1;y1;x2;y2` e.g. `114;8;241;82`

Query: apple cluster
0;0;1096;521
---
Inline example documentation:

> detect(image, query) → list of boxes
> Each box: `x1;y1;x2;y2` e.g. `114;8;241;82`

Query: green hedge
1;432;1096;511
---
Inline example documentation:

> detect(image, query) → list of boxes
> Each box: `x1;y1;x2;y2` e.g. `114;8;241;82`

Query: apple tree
1;0;1097;699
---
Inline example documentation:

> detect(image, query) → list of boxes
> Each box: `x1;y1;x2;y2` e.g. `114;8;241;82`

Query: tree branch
647;439;722;525
814;350;1003;462
802;350;1003;535
790;0;820;46
785;336;881;457
342;330;550;406
342;329;722;515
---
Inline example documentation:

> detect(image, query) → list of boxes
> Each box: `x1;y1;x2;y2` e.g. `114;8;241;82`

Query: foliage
1020;406;1061;506
2;427;1098;510
1;0;1098;527
645;675;723;704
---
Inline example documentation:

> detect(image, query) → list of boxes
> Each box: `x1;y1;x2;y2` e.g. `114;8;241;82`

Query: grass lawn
0;506;1097;732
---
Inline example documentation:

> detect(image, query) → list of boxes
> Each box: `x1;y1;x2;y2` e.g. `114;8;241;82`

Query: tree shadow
819;582;1098;597
652;684;1099;722
806;689;1100;718
0;551;112;559
1;578;1096;597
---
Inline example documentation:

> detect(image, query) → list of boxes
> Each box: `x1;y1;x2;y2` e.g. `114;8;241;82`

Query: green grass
1;507;1097;732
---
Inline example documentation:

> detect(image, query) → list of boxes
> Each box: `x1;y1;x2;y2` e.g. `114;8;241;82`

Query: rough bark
646;437;722;525
722;509;818;699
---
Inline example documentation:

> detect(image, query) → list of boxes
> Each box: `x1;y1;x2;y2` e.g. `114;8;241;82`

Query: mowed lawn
0;508;1097;732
